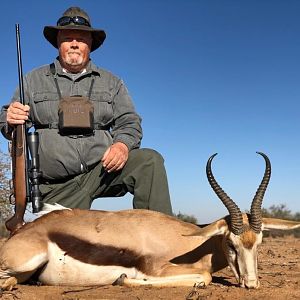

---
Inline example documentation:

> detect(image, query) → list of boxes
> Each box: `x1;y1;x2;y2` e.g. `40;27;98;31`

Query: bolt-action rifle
5;24;43;235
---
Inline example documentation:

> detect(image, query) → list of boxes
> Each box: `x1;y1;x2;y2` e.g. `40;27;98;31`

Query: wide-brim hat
43;7;106;52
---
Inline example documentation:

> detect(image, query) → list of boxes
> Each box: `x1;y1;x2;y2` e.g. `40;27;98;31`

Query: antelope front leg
120;273;212;287
0;277;17;291
118;265;212;287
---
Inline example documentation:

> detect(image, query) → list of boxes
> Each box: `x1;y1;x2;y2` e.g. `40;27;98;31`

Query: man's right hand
7;102;30;126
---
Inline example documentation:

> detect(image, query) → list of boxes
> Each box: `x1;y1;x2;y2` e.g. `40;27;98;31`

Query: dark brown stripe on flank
48;232;152;274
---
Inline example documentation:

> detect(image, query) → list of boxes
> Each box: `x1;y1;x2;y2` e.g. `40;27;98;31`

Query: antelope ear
184;219;228;238
262;218;300;230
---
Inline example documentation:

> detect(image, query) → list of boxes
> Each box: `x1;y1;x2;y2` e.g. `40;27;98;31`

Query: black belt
34;123;109;130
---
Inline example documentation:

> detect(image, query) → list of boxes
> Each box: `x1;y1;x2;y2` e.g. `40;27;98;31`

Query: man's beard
65;52;84;66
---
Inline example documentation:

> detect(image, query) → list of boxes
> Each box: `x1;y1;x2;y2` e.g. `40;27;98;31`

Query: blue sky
1;1;299;223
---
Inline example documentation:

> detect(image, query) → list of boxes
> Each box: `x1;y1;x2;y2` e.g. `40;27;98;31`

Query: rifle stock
5;124;28;233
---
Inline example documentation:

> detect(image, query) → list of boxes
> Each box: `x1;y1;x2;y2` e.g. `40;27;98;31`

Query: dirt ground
0;235;299;300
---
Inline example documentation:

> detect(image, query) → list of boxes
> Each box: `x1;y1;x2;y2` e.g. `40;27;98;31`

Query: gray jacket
0;59;142;180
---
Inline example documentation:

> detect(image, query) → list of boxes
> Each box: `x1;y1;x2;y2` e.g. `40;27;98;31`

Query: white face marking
224;231;262;289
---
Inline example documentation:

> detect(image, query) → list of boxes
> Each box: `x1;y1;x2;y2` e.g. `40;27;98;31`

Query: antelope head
206;152;271;289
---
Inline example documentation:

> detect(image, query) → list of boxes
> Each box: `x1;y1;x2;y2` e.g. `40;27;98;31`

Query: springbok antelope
0;152;299;291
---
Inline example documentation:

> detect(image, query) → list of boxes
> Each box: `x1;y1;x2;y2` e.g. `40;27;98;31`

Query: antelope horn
250;152;271;233
206;153;244;235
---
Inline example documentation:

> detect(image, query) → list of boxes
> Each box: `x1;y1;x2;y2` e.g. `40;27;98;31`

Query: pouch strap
50;63;62;99
88;77;95;98
43;64;104;132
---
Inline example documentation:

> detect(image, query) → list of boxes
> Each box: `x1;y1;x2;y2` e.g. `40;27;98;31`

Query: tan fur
240;230;257;249
0;209;299;290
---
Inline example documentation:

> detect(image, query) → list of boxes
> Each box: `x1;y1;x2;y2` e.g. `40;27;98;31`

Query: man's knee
130;148;165;164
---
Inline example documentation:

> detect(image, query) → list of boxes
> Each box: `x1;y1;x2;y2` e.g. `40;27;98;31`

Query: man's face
57;29;92;73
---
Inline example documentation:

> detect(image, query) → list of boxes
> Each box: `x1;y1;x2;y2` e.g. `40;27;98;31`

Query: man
0;7;173;215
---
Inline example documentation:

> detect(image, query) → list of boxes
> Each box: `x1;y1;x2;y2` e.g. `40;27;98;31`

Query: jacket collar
47;57;101;77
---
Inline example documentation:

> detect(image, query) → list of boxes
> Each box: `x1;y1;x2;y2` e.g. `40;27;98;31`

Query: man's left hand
101;142;129;172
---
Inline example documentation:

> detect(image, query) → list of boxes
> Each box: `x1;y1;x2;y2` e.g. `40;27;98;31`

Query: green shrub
175;211;198;224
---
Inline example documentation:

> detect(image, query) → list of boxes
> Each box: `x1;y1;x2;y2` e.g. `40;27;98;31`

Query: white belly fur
38;242;145;286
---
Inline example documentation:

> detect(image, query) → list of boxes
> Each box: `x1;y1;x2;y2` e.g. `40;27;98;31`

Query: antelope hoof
112;273;127;286
0;277;17;291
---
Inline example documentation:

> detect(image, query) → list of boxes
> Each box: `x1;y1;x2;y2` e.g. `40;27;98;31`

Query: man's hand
101;142;129;172
7;102;30;126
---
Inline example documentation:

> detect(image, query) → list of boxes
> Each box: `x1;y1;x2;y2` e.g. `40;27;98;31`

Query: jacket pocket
90;91;113;126
32;91;60;124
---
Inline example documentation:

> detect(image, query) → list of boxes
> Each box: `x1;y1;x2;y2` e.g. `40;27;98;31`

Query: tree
293;212;300;221
262;204;295;220
0;149;13;223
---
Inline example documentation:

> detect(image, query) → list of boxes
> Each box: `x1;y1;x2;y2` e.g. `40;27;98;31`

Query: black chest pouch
58;95;94;135
49;63;96;135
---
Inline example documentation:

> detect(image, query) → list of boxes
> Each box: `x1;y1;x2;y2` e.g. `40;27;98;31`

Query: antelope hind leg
0;239;48;286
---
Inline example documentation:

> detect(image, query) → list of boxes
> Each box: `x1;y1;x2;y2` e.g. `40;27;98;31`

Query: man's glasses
57;16;91;27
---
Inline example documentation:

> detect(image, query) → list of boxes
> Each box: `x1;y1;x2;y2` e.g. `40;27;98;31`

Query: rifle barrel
16;24;25;106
